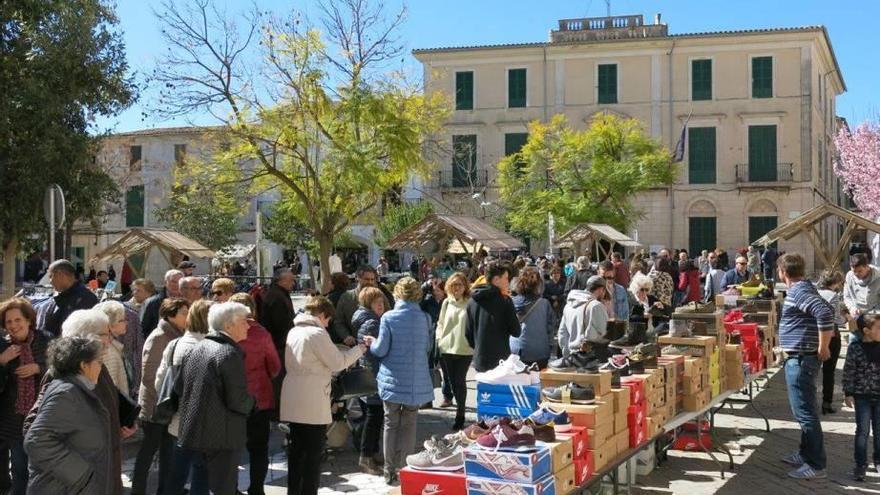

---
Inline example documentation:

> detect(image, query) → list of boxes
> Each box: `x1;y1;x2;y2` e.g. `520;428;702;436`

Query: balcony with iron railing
735;163;794;185
551;14;667;43
434;169;489;190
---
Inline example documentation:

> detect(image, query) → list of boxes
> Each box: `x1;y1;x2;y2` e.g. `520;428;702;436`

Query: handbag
332;365;378;401
431;366;442;388
118;390;141;428
152;339;181;425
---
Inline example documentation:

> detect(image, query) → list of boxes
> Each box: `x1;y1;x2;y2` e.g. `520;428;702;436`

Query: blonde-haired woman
369;277;434;485
94;300;131;396
435;272;473;430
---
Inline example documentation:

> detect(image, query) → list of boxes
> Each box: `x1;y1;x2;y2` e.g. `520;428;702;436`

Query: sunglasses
210;290;224;297
639;288;650;292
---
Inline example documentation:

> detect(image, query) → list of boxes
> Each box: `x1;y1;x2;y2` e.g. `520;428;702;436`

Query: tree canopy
497;114;676;240
834;122;880;219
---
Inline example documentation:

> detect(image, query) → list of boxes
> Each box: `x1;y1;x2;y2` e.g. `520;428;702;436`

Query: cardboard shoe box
466;474;556;495
539;438;573;474
613;410;628;434
610;387;631;413
540;370;614;397
545;399;614;429
573;452;595;485
476;382;542;410
400;468;466;495
554;463;576;495
588;439;617;471
585;420;614;449
464;446;552;483
682;390;712;412
620;377;645;405
556;426;588;461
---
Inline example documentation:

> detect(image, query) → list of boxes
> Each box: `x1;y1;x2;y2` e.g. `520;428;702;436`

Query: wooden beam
802;225;831;269
829;220;859;272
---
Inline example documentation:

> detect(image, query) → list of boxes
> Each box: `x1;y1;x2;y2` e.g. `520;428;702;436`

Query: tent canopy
556;223;642;258
385;214;525;254
215;244;256;260
89;228;215;278
752;202;880;271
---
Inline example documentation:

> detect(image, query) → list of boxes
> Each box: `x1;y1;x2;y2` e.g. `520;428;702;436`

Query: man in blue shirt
720;255;751;289
598;260;629;321
776;253;835;480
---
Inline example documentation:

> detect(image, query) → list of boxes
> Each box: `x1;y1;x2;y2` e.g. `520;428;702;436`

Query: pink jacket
239;320;282;410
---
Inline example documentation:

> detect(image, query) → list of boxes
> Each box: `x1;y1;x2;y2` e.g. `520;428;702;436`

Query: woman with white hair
94;300;131;396
627;273;670;332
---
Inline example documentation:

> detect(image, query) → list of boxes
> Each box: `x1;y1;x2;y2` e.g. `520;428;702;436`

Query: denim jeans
165;443;208;495
784;355;826;470
0;438;28;495
854;397;880;467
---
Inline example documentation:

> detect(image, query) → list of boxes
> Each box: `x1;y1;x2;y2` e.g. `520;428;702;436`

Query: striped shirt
779;280;835;352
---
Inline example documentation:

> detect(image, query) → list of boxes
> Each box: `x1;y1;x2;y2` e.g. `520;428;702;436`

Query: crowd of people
1;245;880;492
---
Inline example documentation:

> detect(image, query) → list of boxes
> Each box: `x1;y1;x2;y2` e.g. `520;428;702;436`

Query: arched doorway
747;198;778;246
688;199;717;256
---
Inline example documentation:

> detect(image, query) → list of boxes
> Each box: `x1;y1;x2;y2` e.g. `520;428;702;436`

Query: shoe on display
605;320;628;342
519;419;556;442
528;406;572;432
601;354;631;376
676;301;716;314
475;356;534;385
609;322;647;349
669;319;691;338
548;351;600;373
541;382;596;405
781;451;804;466
627;343;657;372
740;274;762;288
475;423;537;450
406;441;465;472
787;463;827;480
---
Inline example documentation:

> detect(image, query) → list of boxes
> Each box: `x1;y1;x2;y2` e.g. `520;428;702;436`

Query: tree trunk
2;237;19;300
317;233;334;294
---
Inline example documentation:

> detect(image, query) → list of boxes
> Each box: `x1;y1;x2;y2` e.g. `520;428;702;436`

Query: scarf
15;331;36;416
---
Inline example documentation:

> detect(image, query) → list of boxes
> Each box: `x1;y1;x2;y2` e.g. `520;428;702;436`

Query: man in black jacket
139;269;183;339
466;261;521;372
38;260;99;337
259;268;296;352
564;256;596;297
177;302;255;495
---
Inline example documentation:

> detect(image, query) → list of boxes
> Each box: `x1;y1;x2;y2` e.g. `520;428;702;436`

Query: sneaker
741;274;762;288
475;423;536;450
518;419;556;442
476;356;532;385
781;451;804;466
528;406;572;432
548;352;600;373
854;465;867;481
787;463;827;479
677;301;716;314
601;354;631;376
541;382;596;405
406;442;465;471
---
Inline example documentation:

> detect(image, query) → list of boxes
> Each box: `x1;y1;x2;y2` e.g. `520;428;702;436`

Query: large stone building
413;14;847;273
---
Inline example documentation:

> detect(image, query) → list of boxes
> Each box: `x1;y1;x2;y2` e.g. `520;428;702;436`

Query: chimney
655;13;662;25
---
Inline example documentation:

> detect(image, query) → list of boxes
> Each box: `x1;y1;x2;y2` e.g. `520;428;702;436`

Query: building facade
413;15;846;273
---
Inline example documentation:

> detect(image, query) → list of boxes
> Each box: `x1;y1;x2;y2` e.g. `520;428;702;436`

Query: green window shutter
689;217;717;258
748;125;777;181
597;64;618;104
508;69;526;108
125;186;145;227
752;57;773;98
691;59;712;101
505;133;529;176
455;71;473;110
452;135;477;187
748;216;778;247
688;127;716;184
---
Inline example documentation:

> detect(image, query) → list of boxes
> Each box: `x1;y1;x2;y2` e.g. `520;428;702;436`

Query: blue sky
102;0;878;132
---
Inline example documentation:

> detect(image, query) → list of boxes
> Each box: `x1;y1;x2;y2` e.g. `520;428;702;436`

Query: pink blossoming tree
834;122;880;218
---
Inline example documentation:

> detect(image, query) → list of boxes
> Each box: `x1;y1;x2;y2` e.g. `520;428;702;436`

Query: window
752;56;773;98
748;125;777;181
688;127;716;184
691;59;712;101
455;71;474;110
505;133;529;175
452;135;477;187
749;216;778;247
174;144;186;166
508;69;526;108
689;217;717;258
125;186;145;227
597;64;618;104
129;145;142;172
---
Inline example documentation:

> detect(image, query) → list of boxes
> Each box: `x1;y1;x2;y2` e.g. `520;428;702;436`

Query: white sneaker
476;357;532;385
787;463;827;479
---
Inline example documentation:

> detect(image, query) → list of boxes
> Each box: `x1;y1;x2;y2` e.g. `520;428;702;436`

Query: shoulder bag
152;339;181;425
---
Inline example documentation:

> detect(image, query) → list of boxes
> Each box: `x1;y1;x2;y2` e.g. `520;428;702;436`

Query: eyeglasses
639;288;650;292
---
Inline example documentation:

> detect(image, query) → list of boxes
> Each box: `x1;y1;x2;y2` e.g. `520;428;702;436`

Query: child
843;313;880;481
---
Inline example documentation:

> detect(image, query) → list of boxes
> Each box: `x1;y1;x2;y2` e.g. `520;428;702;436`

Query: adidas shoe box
466;473;556;495
476;405;535;420
476;383;542;411
464;446;552;483
400;468;466;495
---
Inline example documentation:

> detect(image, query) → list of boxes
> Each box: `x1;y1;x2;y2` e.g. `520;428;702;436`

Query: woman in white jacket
93;300;131;396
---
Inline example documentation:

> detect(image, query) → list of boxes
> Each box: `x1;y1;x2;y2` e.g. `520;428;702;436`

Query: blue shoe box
476;405;535;420
466;473;556;495
464;445;552;483
476;383;542;410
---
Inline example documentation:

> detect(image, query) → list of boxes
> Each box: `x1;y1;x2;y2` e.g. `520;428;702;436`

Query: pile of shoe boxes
400;469;466;495
463;445;559;495
650;355;684;429
658;335;718;412
621;374;649;448
475;382;541;420
723;343;746;390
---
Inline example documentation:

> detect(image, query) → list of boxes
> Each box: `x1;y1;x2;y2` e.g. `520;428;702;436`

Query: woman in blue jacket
511;267;556;368
369;277;434;486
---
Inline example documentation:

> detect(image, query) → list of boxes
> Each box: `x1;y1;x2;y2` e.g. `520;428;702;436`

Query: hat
586;275;607;292
177;261;196;270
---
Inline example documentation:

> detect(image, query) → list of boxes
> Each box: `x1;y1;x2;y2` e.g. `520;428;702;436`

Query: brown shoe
359;455;383;475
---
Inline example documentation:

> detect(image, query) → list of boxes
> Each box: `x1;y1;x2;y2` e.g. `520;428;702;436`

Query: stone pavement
122;341;876;495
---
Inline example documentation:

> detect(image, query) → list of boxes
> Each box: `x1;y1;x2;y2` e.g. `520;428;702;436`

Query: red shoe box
620;377;644;405
573;452;595;485
681;421;710;433
671;432;712;451
626;402;648;427
628;420;647;447
556;426;588;460
400;467;466;495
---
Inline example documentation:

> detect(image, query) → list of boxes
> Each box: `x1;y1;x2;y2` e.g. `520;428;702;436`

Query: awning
556;223;642;251
89;228;215;277
215;244;256;260
385;214;524;254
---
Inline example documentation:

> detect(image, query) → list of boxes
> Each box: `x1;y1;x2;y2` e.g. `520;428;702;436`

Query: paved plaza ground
121;338;878;495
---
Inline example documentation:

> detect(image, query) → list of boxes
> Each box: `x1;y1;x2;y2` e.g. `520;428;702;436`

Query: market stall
556;223;642;259
385;213;525;255
89;228;215;279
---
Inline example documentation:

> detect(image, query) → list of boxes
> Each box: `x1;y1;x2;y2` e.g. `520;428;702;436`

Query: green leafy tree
498;114;676;240
151;0;448;290
374;201;433;247
0;0;135;295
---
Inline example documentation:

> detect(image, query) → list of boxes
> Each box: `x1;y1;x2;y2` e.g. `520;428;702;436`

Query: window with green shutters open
597;64;618;104
752;56;773;98
455;71;473;110
452;135;477;187
691;59;712;101
125;185;145;227
508;69;526;108
689;217;717;258
688;127;716;184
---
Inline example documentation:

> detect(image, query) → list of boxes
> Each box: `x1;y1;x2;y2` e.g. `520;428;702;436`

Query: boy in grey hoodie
558;276;608;357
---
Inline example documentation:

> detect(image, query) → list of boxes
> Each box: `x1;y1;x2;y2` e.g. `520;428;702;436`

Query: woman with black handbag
351;287;388;475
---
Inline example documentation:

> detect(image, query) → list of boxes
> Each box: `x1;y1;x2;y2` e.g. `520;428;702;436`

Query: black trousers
191;449;238;495
287;423;326;495
822;331;842;405
358;399;384;456
132;420;173;495
246;409;272;495
441;354;472;428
